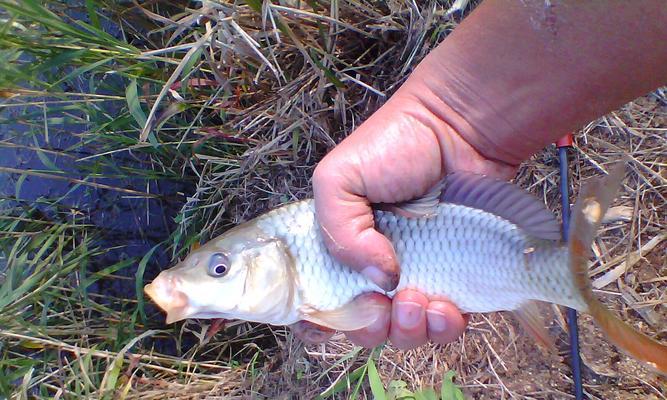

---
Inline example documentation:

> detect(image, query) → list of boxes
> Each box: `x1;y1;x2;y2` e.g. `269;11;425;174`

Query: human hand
291;0;667;350
299;85;517;349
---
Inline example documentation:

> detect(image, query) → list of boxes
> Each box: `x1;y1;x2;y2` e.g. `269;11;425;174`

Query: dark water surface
0;7;191;304
0;121;189;298
0;3;279;362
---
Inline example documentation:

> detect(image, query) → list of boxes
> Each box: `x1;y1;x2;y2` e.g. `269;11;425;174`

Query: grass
0;0;665;399
317;348;465;400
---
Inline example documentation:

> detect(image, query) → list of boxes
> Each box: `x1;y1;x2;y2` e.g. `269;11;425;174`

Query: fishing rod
556;133;584;400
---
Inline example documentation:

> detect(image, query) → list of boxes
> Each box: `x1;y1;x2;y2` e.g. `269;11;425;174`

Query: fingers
389;290;429;349
344;293;392;348
388;291;468;350
294;292;467;349
426;301;468;345
313;159;400;291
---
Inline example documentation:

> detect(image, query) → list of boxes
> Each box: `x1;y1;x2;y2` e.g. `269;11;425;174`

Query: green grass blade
85;0;101;30
126;78;148;127
135;244;160;322
317;363;367;399
368;358;387;400
243;0;263;13
49;57;113;88
414;389;438;400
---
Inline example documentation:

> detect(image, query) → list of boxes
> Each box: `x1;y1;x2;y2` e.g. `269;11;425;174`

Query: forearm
397;0;667;166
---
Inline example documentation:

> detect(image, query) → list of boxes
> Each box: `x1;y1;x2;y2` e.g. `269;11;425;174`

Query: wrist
394;53;546;168
385;79;524;179
384;89;518;180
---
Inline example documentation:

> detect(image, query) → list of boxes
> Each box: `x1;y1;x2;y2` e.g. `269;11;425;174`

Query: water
0;101;189;294
0;6;190;305
0;3;274;361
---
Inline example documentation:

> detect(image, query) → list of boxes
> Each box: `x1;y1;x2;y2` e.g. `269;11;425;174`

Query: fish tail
569;162;667;375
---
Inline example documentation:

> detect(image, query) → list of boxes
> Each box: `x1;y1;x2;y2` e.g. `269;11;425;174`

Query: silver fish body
254;199;586;325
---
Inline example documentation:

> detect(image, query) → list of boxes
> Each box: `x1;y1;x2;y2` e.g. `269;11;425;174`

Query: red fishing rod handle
556;132;574;148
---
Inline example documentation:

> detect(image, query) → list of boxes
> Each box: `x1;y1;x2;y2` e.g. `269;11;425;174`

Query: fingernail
426;309;448;333
396;301;424;330
362;266;399;292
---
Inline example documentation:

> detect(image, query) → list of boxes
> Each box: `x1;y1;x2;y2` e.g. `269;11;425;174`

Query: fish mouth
144;274;191;324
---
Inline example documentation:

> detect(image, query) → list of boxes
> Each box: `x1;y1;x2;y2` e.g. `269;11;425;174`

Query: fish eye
207;253;229;277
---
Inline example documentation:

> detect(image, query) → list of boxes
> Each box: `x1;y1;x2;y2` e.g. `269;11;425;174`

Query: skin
298;0;667;349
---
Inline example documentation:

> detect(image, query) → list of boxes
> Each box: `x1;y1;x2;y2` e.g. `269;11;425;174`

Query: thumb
313;159;399;292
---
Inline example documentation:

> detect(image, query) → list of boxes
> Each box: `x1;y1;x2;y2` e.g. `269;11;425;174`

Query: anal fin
514;301;557;352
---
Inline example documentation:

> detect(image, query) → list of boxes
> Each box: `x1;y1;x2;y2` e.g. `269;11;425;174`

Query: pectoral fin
514;301;557;352
374;181;444;218
299;296;386;331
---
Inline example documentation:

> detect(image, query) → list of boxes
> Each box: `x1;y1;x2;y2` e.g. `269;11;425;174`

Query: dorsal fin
374;172;561;241
441;172;562;241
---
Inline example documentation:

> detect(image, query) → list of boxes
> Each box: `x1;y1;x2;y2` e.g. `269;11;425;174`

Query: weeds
315;347;466;400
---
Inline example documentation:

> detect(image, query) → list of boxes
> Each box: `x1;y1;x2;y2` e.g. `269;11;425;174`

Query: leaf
32;136;62;172
126;79;147;127
153;102;188;132
367;358;387;400
244;0;262;13
414;389;438;400
440;371;465;400
140;31;213;141
49;57;113;88
85;0;101;30
19;340;44;350
178;47;204;91
291;129;300;160
14;173;27;199
387;380;415;400
316;363;367;399
308;48;344;88
100;330;157;399
136;244;160;323
34;49;87;74
104;356;123;397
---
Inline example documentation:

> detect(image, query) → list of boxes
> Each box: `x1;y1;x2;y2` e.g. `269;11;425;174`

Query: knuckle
313;157;340;189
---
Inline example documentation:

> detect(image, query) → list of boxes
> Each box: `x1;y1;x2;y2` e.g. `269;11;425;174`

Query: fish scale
255;199;587;314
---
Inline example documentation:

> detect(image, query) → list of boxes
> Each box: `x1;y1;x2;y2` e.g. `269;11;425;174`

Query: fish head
144;223;298;325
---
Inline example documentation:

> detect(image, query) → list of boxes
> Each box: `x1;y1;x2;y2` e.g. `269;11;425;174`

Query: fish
144;164;667;374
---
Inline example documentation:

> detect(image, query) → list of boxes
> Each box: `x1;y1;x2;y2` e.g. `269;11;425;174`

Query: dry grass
1;0;665;398
159;0;461;240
